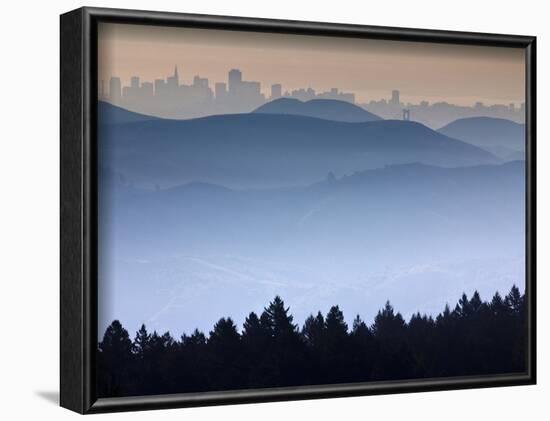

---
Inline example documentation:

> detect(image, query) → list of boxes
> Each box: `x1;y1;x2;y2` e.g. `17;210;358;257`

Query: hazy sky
98;22;525;106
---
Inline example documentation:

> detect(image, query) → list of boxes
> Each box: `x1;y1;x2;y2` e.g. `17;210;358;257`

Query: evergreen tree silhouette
242;312;273;387
260;296;305;386
348;315;375;381
301;312;326;383
371;301;413;380
490;291;506;316
372;301;406;342
505;285;527;371
432;303;460;376
131;324;151;393
302;312;325;348
97;320;132;397
133;324;151;358
505;285;523;313
454;293;472;318
263;296;298;336
136;330;176;394
242;311;270;351
323;306;351;382
242;312;262;338
175;329;208;393
208;318;244;389
408;312;436;376
183;328;207;347
325;306;348;339
469;291;484;313
96;288;528;397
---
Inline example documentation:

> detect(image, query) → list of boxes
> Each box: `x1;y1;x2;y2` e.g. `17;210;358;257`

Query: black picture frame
60;6;537;414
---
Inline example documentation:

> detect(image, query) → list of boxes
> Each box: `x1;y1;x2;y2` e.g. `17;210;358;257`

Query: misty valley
98;99;525;339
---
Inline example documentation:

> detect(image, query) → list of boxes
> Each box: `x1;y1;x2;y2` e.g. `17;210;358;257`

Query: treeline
97;286;526;397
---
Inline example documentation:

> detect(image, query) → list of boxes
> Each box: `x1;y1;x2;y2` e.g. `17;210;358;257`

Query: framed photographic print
60;7;536;414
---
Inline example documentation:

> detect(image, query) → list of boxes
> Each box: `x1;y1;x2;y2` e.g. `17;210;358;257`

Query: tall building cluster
101;66;356;119
101;67;525;127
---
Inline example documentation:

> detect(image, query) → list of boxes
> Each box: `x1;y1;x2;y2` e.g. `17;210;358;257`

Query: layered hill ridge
98;101;161;125
438;116;525;160
101;160;524;267
99;102;499;189
97;102;524;335
253;97;381;122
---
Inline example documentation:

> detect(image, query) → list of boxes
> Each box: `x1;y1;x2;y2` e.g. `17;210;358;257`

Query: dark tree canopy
97;286;527;397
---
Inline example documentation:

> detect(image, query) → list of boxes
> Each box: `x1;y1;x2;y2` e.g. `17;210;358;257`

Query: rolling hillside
99;102;498;189
438;117;525;160
253;98;381;122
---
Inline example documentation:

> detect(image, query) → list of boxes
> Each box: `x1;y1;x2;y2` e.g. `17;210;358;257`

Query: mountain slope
98;101;161;125
99;111;498;189
253;98;381;122
101;160;524;259
438;117;525;160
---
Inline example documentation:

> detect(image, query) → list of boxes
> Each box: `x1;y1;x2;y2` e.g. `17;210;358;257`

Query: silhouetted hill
438;117;525;160
101;160;524;263
253;98;382;122
100;112;498;189
98;101;160;125
335;160;524;188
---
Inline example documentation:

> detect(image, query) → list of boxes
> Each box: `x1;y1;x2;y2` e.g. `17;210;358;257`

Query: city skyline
101;65;357;110
101;64;526;108
98;22;525;108
100;65;525;127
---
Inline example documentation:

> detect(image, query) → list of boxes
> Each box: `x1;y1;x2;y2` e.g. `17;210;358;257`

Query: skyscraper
124;76;141;98
228;69;242;93
131;76;140;89
154;79;166;97
193;75;209;89
166;65;179;90
215;82;227;100
141;82;154;97
271;83;282;100
109;77;121;102
390;90;400;106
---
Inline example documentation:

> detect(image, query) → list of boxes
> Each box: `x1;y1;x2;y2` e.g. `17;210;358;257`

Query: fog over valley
98;101;525;335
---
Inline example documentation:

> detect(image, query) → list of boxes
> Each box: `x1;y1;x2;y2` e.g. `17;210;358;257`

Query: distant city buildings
318;88;355;103
108;77;121;103
280;87;355;103
100;68;525;127
103;67;267;118
270;83;282;100
390;89;400;106
363;89;525;128
359;90;525;129
225;68;264;112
